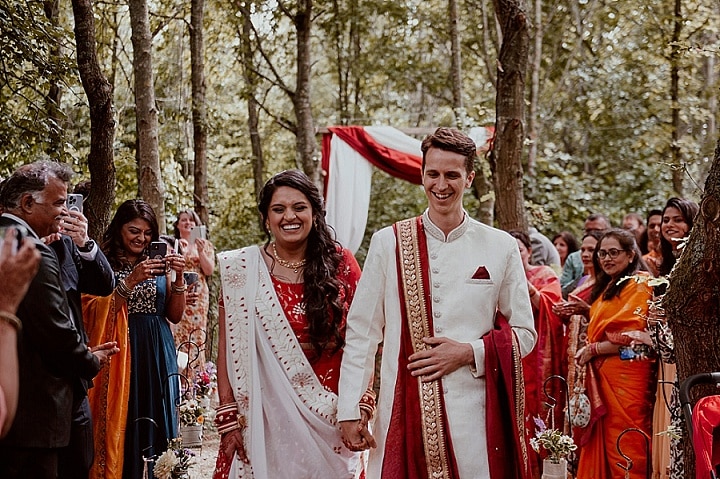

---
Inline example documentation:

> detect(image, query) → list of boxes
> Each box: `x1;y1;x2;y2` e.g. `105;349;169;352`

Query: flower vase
180;423;203;448
541;458;567;479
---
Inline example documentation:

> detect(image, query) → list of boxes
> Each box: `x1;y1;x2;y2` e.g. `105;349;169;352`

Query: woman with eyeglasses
573;229;656;479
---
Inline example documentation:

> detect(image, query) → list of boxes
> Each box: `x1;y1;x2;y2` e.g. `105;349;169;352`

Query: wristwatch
78;239;95;253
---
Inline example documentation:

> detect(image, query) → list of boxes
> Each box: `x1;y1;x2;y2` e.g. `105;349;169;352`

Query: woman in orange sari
575;229;656;479
510;230;563;478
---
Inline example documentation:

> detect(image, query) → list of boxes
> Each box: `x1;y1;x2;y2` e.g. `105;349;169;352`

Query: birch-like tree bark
129;0;166;231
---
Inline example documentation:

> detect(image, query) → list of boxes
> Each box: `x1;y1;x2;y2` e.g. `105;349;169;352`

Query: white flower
153;449;179;479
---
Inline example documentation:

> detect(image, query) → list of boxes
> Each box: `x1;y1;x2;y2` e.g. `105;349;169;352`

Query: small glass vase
180;424;203;448
541;457;567;479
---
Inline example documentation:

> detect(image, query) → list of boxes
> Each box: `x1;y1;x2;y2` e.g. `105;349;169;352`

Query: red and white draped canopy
321;125;494;253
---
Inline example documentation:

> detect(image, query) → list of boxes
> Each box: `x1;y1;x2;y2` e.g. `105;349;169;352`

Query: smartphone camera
183;271;199;286
66;194;84;214
0;225;29;252
148;241;168;276
619;344;652;361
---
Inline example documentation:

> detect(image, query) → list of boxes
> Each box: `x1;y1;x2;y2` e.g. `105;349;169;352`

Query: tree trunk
526;0;542;177
491;0;529;232
670;0;684;196
449;0;463;126
43;0;63;157
238;1;264;201
71;0;116;240
292;0;320;189
664;140;720;479
129;0;166;231
190;0;209;226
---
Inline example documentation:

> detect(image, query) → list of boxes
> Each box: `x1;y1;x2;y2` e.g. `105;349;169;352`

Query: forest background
2;0;716;257
3;0;720;475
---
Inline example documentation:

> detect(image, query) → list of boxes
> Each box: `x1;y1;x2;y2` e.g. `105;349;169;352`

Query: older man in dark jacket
0;160;117;479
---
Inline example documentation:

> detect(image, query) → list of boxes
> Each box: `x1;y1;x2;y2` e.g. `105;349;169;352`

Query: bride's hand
220;428;248;464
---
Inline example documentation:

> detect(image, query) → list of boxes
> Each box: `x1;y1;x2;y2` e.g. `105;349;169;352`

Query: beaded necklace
271;242;306;273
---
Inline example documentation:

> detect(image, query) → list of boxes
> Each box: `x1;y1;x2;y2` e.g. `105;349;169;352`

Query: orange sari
577;278;656;479
82;294;131;479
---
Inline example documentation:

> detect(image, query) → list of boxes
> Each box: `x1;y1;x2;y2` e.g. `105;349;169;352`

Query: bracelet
0;311;21;331
589;342;599;356
358;388;377;420
214;403;246;435
115;280;133;299
171;283;187;295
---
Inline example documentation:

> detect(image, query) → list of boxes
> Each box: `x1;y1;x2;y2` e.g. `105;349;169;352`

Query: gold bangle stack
171;283;187;295
116;280;133;299
0;311;22;331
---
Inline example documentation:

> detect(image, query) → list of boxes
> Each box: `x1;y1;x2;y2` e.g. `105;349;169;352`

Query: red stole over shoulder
485;314;531;479
382;217;460;479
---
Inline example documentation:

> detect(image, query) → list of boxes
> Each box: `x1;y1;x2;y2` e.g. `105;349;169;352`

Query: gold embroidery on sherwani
396;218;452;479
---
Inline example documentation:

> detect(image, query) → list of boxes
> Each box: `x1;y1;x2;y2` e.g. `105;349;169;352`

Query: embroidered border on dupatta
393;217;455;479
218;246;338;423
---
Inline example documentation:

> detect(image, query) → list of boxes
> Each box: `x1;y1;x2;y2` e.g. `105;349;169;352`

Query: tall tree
190;0;209;225
670;0;684;196
288;0;320;186
491;0;529;232
43;0;63;157
129;0;166;231
449;0;463;123
664;142;720;479
71;0;117;239
236;0;265;201
525;0;542;177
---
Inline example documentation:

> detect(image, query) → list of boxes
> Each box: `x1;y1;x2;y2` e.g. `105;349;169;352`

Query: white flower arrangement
530;417;577;464
153;438;194;479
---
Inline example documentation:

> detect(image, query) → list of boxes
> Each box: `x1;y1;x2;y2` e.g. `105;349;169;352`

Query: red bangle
590;343;599;356
359;389;377;420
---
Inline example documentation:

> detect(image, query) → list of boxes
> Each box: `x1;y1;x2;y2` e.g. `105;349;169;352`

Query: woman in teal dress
101;200;187;479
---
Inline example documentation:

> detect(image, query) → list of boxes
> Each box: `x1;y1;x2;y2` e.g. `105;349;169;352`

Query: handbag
568;366;591;428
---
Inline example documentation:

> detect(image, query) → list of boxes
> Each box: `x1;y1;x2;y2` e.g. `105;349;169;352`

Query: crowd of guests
0;132;702;479
0;161;216;479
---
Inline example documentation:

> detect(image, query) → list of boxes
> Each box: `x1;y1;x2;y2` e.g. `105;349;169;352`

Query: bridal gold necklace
272;242;306;273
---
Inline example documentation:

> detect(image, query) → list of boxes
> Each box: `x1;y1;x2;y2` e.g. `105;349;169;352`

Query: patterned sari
213;246;361;479
577;278;656;479
522;265;562;478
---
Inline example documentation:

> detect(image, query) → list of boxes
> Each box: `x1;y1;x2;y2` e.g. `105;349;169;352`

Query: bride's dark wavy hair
257;170;346;357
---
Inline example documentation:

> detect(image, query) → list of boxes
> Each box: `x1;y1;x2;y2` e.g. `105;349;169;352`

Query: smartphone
148;241;168;275
0;225;28;253
66;194;84;214
184;271;199;286
189;225;206;243
619;344;651;361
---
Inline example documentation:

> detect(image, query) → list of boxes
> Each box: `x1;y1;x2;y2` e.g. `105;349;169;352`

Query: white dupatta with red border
218;246;359;479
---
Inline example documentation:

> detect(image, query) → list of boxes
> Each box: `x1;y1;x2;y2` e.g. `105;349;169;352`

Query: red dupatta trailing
382;217;459;479
484;314;531;479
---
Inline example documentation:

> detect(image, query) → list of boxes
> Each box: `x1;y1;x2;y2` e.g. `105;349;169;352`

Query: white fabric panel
365;126;422;155
325;134;373;254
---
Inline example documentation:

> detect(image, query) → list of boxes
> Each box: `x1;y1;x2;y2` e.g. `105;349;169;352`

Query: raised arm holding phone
172;209;215;368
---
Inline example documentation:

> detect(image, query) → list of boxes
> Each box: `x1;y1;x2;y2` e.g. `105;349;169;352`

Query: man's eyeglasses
597;248;626;260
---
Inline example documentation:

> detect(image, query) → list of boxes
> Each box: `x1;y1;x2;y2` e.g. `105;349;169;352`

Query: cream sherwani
338;211;536;478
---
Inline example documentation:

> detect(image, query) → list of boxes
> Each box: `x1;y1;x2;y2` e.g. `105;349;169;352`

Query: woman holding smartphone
173;209;215;368
82;200;186;479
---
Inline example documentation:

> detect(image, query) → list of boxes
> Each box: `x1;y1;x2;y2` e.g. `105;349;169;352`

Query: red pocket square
472;266;491;280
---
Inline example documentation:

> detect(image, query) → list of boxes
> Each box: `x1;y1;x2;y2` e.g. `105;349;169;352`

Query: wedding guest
172;209;215;368
574;229;655;479
552;231;579;268
82;200;186;479
642;209;663;276
0;227;41;437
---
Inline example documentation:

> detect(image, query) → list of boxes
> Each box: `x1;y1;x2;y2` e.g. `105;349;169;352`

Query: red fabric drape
382;217;459;479
485;314;531;479
693;395;720;479
328;126;423;185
